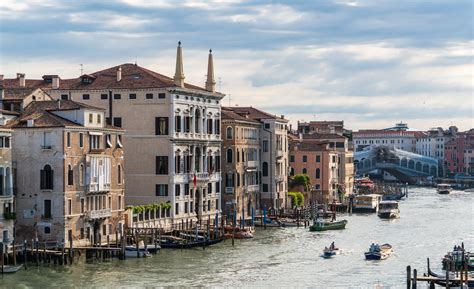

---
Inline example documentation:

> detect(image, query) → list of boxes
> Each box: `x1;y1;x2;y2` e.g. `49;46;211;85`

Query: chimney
17;73;25;87
281;115;284;119
52;76;60;89
205;49;216;92
0;75;4;81
27;119;34;127
173;41;185;88
117;66;122;82
299;133;303;141
57;99;61;109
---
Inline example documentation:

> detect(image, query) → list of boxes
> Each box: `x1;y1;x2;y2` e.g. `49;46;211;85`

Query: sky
0;0;472;131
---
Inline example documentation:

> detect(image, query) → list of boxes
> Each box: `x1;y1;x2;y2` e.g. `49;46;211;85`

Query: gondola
159;237;224;249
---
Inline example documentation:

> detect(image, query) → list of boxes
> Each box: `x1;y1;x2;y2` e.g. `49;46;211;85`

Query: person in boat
330;242;335;250
370;243;375;252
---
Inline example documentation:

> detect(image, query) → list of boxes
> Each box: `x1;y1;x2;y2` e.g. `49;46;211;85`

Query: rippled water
1;187;473;288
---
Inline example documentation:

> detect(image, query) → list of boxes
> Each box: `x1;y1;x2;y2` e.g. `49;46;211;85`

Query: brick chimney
117;66;122;82
52;76;60;89
17;73;25;87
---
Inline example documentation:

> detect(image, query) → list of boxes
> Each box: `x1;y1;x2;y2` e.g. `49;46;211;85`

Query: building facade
444;129;474;177
10;100;125;246
228;107;289;209
221;107;260;220
1;44;225;228
0;128;14;244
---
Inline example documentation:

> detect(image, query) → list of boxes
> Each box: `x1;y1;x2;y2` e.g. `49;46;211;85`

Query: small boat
437;183;452;194
1;264;23;273
382;192;406;201
427;257;474;287
159;236;224;249
322;243;340;258
353;194;383;213
365;243;392;260
125;246;152;258
442;246;474;271
309;219;347;232
377;201;400;219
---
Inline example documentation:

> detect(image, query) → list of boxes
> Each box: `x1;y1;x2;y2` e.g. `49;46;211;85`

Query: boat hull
310;220;347;232
437;190;450;194
378;211;400;219
125;248;152;258
352;207;377;213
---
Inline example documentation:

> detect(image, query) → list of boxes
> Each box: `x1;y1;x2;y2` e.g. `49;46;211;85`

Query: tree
289;173;311;192
288;192;305;208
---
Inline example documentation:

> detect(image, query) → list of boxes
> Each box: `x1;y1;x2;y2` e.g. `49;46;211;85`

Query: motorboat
322;243;341;258
365;243;392;260
437;183;452;194
125;246;152;258
310;219;347;232
0;264;23;273
377;201;400;219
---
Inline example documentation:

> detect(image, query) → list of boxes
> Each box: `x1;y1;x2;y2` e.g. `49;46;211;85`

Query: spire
174;41;185;88
205;49;216;92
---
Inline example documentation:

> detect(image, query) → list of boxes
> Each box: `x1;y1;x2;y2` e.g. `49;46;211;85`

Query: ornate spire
205;49;216;92
174;41;185;88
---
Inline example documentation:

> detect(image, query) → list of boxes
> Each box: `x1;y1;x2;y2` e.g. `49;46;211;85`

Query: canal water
1;187;472;288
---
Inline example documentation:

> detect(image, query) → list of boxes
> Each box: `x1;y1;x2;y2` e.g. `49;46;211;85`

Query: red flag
193;173;197;189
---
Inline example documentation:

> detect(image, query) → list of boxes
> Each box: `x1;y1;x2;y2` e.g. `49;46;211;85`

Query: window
290;155;295;162
61;94;68;100
97;114;101;124
43;132;52;149
184;116;191;133
226;148;233;163
156;156;168;174
316;168;320;179
185;184;190;196
158;93;166;99
302;168;307;174
68;199;72;215
262;162;268;177
44;227;51;234
215;119;220;135
113;93;121;100
118;195;122;210
66;132;71;147
303;155;307;162
226;127;233;139
236;149;240;162
155;117;169;135
82;94;90;100
106;134;112;148
208;182;212;195
89;135;101;150
316;155;321;163
113;117;122;128
263;140;269;152
44;200;52;218
175;116;181;132
101;93;108;100
40;165;54;190
79;164;85;185
264;123;270;129
156;184;168;196
118;165;122;184
185;202;188;214
207;119;213;134
80;228;84;239
67;165;73;186
79;133;84;148
146;93;153;99
175;184;181;196
332;156;336;163
216;181;220;193
117;135;123;148
129;93;136;99
208;200;211;211
103;225;106;236
263;184;268;192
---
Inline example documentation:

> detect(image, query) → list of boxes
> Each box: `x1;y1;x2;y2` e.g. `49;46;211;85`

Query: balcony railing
247;185;259;192
275;175;285;183
225;187;234;194
245;160;258;168
276;150;284;158
86;209;112;220
88;183;111;193
188;172;209;182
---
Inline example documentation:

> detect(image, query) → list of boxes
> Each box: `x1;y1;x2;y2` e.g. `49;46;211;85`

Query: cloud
69;12;158;30
213;4;307;25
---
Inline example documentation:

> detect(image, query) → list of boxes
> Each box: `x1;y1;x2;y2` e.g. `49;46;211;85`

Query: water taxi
377;201;400;219
365;243;392;260
437;183;452;194
353;194;383;213
322;243;340;258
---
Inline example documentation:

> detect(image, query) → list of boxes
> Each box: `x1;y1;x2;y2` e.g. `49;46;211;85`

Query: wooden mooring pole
406;265;411;289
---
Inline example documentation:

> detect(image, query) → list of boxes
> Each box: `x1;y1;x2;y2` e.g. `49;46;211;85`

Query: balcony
275;175;285;183
86;209;112;220
188;172;209;182
245;160;258;169
276;150;284;159
247;185;259;192
88;183;111;193
89;148;105;154
225;187;234;194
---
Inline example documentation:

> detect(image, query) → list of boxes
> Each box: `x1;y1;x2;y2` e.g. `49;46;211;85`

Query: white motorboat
377;201;400;219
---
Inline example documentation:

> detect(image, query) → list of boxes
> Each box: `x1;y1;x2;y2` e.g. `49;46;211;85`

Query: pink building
445;129;474;176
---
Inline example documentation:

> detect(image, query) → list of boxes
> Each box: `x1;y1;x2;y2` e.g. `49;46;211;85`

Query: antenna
80;64;83;75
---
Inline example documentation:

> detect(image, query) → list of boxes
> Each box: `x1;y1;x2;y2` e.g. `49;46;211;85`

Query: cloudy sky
0;0;472;131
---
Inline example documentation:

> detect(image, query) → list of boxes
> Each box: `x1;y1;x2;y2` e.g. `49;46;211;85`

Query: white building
0;128;14;244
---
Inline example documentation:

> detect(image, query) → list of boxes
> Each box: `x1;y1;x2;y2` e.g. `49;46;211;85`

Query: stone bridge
354;146;439;179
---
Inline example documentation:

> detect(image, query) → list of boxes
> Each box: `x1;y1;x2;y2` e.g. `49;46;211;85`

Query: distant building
9;100;125;246
297;121;345;135
0;74;53;112
444;129;474;177
221;107;260;220
0;128;14;244
228;107;289;209
289;139;339;203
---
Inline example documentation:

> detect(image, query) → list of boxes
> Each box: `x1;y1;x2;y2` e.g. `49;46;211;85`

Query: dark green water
1;187;472;288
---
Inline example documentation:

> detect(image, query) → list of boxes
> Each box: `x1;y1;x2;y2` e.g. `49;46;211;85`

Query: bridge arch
408;160;415;170
415;162;422;172
422;164;429;173
372;158;377;167
430;166;437;176
364;159;371;168
400;158;408;167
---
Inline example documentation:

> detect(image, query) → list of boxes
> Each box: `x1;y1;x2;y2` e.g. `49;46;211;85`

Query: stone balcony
225;187;235;194
86;209;112;220
245;160;258;169
174;131;221;141
276;150;284;158
275;175;285;183
247;184;259;192
188;172;209;182
88;183;111;193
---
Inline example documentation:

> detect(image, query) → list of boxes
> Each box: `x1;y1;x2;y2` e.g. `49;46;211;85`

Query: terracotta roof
1;63;211;92
0;109;19;116
7;100;114;129
225;106;287;122
3;88;39;100
302;133;346;140
221;108;259;123
290;141;330;152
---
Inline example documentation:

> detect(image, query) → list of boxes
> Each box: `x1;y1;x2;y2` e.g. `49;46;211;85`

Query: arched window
262;162;268;177
195;109;201;133
118;164;122;184
67;165;73;186
226;127;233;140
236;149;240;162
44;227;51;234
241;150;245;162
316;168;320;179
226;148;233;163
79;164;85;186
302;168;307;174
40;165;54;190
